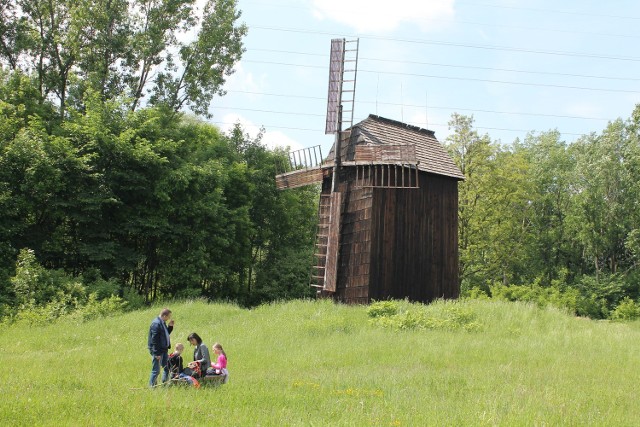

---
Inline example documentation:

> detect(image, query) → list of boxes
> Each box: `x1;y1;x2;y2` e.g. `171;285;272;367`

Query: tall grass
1;298;639;426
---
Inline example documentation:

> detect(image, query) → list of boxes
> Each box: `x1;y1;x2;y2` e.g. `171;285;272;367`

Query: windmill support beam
275;167;325;190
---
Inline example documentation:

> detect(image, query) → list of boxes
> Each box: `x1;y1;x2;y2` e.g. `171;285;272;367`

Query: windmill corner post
274;39;464;305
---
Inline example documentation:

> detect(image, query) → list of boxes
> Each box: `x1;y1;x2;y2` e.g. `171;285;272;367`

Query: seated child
168;343;185;378
168;343;199;387
207;342;229;383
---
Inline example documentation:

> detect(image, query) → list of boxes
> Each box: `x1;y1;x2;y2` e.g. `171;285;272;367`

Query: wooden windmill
275;39;464;304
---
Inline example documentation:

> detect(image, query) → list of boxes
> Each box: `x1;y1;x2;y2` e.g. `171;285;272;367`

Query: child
168;343;199;387
168;343;185;379
209;342;229;383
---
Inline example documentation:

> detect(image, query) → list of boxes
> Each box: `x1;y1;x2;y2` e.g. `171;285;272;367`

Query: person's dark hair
187;332;202;345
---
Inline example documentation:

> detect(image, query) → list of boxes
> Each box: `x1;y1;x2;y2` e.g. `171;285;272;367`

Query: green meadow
1;299;639;426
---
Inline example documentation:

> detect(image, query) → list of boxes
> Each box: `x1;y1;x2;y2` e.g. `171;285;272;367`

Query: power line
251;26;640;63
225;89;610;121
241;59;640;94
223;89;612;121
210;118;587;137
211;105;324;117
249;48;640;82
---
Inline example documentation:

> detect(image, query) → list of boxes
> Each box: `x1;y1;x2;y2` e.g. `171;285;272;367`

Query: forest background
2;0;640;324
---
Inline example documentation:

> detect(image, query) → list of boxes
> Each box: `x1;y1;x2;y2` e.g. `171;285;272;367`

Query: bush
11;249;81;306
367;300;399;318
368;300;481;332
122;288;146;311
475;282;581;317
611;297;640;321
12;293;81;326
3;249;131;325
462;287;490;300
71;294;128;322
84;272;120;300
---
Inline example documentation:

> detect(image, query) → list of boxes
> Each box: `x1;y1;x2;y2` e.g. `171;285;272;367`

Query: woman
186;332;210;378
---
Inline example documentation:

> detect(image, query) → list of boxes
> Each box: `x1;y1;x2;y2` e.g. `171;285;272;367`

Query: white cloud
220;113;305;151
225;62;268;98
311;0;455;33
563;102;603;119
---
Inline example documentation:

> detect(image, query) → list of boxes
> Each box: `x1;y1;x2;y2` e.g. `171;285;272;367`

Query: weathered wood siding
275;168;324;190
332;169;374;304
323;192;342;292
366;172;459;303
325;169;459;304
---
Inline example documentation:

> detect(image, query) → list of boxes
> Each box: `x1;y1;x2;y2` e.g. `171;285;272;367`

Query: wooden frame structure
276;114;465;304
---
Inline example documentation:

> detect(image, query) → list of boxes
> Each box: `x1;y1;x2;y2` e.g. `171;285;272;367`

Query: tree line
0;69;318;316
0;0;318;322
445;110;640;319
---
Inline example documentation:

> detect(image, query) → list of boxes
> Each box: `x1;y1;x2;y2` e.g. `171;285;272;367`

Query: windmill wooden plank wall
276;114;464;305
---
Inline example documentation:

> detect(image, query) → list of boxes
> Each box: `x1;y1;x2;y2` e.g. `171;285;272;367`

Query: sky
209;0;640;156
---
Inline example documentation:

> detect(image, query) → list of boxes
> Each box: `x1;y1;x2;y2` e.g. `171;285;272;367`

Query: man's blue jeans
149;352;169;387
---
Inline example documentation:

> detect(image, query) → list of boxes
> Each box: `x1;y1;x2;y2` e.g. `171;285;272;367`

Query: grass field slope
1;299;639;426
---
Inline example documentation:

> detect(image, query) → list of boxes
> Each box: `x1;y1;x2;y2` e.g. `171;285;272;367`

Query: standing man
148;308;174;387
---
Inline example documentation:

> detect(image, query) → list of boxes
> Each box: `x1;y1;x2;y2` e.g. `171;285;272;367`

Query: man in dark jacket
148;308;174;387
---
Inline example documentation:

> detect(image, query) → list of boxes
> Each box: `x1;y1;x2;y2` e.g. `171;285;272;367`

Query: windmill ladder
310;193;341;292
310;194;331;290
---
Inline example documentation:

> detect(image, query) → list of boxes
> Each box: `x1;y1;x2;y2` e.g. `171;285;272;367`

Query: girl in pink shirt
211;342;228;375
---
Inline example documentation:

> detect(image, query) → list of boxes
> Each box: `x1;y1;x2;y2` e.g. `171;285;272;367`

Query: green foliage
0;80;317;309
366;300;399;318
368;299;481;332
0;4;312;309
462;272;640;320
447;109;640;317
6;249;127;325
11;249;82;308
611;297;640;321
488;282;579;313
70;294;128;322
2;0;247;117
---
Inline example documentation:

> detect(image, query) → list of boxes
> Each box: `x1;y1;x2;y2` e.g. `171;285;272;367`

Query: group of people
147;308;228;388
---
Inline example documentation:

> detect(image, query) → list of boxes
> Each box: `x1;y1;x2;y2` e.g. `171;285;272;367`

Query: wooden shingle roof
327;115;465;180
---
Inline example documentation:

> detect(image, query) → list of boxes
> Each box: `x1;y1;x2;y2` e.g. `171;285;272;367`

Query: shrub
367;300;399;318
122;288;146;310
462;287;490;300
611;297;640;321
72;294;128;322
368;300;481;332
478;282;581;317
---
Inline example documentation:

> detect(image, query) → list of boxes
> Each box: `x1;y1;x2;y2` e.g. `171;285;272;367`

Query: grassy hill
1;298;639;426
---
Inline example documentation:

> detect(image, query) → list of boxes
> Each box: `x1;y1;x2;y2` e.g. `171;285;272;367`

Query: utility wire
249;48;640;81
217;93;611;121
241;59;640;94
251;26;640;63
248;48;640;82
210;118;587;137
